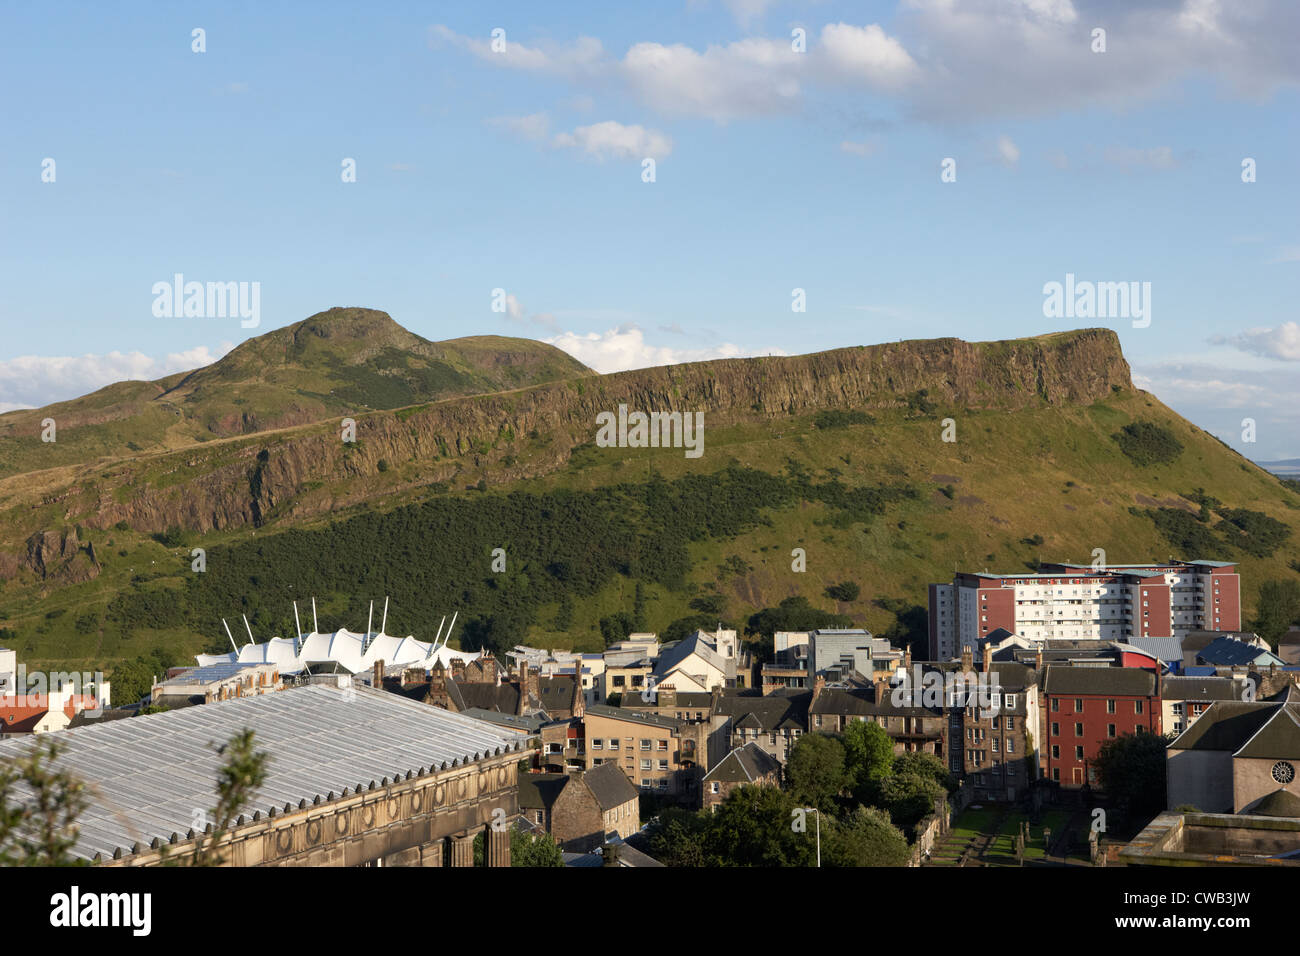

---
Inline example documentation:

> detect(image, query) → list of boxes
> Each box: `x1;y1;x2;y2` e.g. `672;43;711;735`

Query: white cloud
894;0;1300;121
819;22;920;89
1216;322;1300;362
1266;246;1300;264
1133;359;1300;457
428;25;605;78
621;37;805;122
544;325;787;373
722;0;778;30
996;135;1020;166
0;345;230;411
434;4;1300;126
552;121;673;160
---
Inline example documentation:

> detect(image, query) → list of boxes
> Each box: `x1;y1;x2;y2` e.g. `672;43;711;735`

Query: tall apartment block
927;560;1240;660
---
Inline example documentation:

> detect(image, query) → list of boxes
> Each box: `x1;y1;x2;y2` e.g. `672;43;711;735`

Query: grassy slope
5;383;1297;673
0;309;591;477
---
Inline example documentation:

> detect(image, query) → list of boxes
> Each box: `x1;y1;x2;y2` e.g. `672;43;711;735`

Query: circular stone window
1272;761;1296;784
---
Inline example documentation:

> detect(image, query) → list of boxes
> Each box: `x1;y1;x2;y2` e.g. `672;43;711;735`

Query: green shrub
1113;421;1183;466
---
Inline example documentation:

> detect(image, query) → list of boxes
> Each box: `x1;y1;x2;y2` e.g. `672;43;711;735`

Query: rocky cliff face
1;328;1132;575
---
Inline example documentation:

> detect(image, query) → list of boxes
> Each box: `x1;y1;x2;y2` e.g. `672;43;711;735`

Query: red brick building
1042;666;1161;788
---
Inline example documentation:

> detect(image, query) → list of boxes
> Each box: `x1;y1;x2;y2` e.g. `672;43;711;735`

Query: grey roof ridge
1230;703;1295;759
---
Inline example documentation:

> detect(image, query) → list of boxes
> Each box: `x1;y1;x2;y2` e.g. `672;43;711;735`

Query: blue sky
1;1;1297;456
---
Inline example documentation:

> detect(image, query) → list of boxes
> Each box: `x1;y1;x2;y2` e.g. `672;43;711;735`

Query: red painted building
1041;666;1161;789
928;560;1241;660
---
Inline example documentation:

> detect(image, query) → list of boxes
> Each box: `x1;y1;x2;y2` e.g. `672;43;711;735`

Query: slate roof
583;761;638;811
716;690;811;730
517;773;569;810
538;676;579;712
1042;665;1156;697
1160;676;1242;701
451;681;521;714
1168;702;1299;752
1235;706;1300;760
929;661;1037;692
0;683;527;862
702;742;782;784
585;704;684;731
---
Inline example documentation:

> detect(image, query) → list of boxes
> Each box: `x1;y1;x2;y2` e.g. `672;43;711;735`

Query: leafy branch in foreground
188;729;269;866
0;738;89;866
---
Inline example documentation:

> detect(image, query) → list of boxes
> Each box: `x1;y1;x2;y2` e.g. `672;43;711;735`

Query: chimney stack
961;646;973;674
373;659;385;689
811;674;826;709
982;642;993;673
903;644;912;670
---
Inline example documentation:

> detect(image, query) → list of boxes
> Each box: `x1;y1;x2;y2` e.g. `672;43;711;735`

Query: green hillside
0;307;592;477
3;359;1298;684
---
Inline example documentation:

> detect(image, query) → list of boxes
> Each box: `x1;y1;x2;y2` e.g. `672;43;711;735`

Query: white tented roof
197;627;480;675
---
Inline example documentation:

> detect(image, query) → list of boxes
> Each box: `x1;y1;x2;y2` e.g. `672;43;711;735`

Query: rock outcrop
0;328;1133;577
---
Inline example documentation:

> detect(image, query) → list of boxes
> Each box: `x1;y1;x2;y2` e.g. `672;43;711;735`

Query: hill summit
0;308;592;476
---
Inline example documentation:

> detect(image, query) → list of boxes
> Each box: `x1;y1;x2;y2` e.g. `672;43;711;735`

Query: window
1075;746;1084;760
1051;722;1060;737
1051;699;1059;712
1005;694;1016;709
1074;722;1083;737
609;739;619;750
640;739;651;751
658;759;668;771
710;782;720;794
1107;724;1116;738
640;759;651;771
1051;745;1060;759
657;779;669;790
1075;699;1083;712
591;738;602;750
1006;738;1014;754
1106;700;1116;714
1134;700;1144;714
1005;716;1014;731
